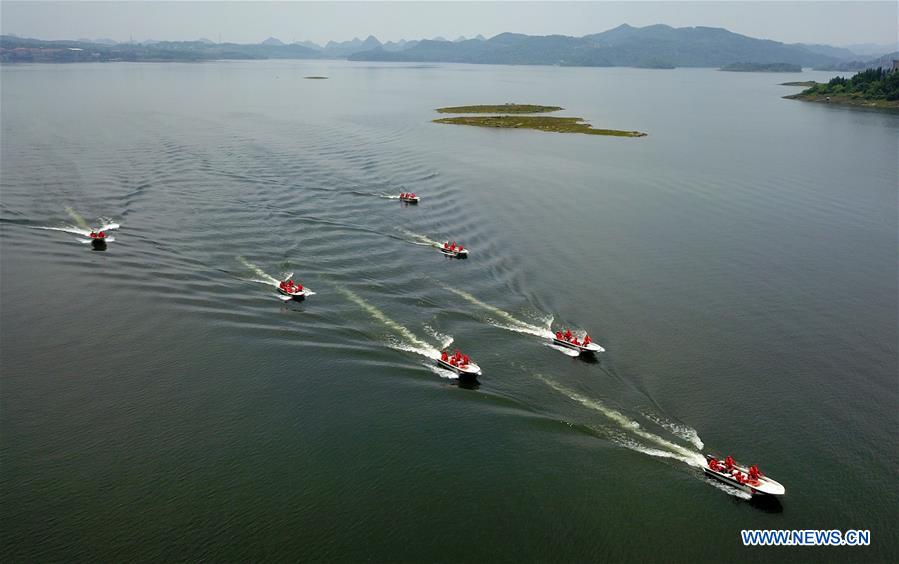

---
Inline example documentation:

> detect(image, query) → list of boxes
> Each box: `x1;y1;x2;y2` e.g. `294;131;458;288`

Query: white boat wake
438;283;555;339
35;212;121;242
237;256;282;287
65;206;91;230
642;412;705;451
338;287;448;366
532;374;734;495
397;228;442;248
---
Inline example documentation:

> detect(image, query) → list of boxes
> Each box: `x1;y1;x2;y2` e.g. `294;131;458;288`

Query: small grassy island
780;81;817;87
304;76;329;79
784;67;899;109
721;62;802;72
436;104;563;114
433;115;647;137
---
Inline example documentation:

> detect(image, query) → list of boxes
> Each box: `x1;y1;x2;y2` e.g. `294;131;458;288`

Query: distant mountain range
0;35;323;62
348;24;873;68
2;25;896;68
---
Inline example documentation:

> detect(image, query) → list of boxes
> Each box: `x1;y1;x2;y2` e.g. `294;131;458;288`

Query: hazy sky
2;1;896;46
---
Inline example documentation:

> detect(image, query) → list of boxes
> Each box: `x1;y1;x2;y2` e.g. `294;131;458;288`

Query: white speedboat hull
277;287;312;300
400;196;420;204
552;337;604;354
439;247;469;259
436;358;481;378
703;455;785;496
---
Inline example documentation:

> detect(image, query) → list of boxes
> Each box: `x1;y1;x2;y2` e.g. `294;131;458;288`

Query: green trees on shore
804;67;899;101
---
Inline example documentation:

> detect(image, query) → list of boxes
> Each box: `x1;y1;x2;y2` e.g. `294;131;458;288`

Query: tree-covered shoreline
785;67;899;109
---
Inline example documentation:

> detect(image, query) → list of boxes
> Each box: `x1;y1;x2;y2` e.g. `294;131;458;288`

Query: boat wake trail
397;228;442;248
35;212;121;240
536;374;706;468
65;206;90;230
237;256;282;287
337;287;451;374
641;412;705;451
438;283;554;339
350;189;399;200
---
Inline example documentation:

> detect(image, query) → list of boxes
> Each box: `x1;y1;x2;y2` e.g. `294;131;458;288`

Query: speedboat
552;333;604;354
399;193;420;204
703;454;786;496
88;231;107;250
439;244;469;258
277;281;312;300
436;356;481;379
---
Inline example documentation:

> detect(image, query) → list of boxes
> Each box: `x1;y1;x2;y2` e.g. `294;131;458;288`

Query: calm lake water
1;60;897;561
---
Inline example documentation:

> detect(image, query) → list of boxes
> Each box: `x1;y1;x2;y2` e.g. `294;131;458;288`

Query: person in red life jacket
555;331;563;340
564;329;572;341
450;241;457;251
735;471;746;484
441;351;448;362
584;335;592;345
748;465;760;481
443;242;449;249
450;356;458;366
462;354;470;365
724;455;735;470
296;283;303;292
708;457;719;471
457;244;464;252
98;231;106;238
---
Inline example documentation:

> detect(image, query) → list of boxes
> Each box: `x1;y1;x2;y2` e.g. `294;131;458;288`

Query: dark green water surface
2;61;897;561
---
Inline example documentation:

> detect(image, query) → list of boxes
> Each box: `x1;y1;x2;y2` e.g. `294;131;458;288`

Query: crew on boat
400;192;417;200
279;279;304;293
440;349;471;368
89;231;106;239
555;329;592;347
708;456;762;485
442;241;465;253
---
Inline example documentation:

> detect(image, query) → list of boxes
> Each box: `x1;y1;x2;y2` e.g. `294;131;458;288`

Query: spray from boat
437;282;554;339
337;287;453;375
65;206;90;230
534;374;749;497
397;228;442;248
641;412;705;451
537;374;705;460
35;211;121;242
237;256;283;287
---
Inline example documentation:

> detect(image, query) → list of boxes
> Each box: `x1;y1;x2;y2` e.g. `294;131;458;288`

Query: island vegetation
784;67;899;109
436;104;562;114
780;81;816;87
721;62;801;72
433;115;646;137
